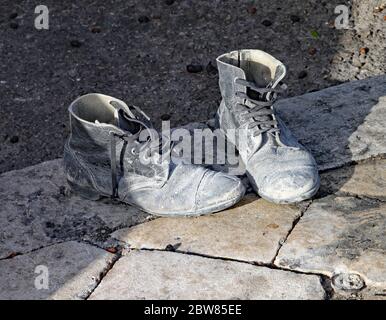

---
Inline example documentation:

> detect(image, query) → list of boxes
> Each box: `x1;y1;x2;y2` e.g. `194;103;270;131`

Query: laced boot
64;93;245;216
215;50;319;203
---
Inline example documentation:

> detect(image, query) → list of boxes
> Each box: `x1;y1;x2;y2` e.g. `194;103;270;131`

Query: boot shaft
65;94;168;196
215;50;287;159
68;94;132;178
216;50;286;106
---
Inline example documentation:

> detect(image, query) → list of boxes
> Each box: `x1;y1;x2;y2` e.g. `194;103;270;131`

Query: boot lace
108;106;170;198
234;78;284;136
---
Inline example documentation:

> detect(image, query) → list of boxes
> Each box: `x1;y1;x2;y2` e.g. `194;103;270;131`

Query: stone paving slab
0;241;115;300
332;286;386;300
112;195;301;264
320;158;386;200
0;159;149;259
1;74;386;299
275;75;386;170
89;250;325;300
275;195;386;291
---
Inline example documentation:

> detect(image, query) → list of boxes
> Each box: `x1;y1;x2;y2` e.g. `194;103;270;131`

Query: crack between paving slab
137;247;333;300
0;219;334;298
0;240;67;261
328;191;386;204
138;247;322;275
113;197;337;299
270;200;313;265
83;251;122;300
0;238;124;300
318;153;386;173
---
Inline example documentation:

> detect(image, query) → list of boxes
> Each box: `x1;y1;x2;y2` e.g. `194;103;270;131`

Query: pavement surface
1;76;385;300
1;0;386;173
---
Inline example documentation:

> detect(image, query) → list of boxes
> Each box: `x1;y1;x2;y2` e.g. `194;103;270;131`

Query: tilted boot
64;93;245;216
215;50;319;204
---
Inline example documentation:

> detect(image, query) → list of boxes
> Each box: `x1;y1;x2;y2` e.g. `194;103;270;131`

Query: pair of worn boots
64;50;320;216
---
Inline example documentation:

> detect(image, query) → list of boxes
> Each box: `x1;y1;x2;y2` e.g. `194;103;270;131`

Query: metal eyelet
131;148;138;155
235;91;243;98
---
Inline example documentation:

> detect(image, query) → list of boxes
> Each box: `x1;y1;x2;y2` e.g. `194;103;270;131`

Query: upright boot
215;50;319;204
64;93;245;216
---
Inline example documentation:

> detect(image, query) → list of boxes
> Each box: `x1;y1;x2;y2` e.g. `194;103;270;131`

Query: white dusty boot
64;93;245;216
216;50;319;204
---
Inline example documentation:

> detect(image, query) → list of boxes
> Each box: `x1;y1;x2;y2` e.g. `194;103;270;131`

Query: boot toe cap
195;171;245;213
259;167;320;204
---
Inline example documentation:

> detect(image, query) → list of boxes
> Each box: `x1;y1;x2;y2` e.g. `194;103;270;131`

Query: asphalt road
1;0;385;173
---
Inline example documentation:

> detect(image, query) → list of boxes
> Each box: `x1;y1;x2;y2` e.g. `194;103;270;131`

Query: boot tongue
115;105;170;159
246;66;285;136
112;104;162;150
113;108;142;134
266;65;286;99
109;100;153;135
246;80;275;129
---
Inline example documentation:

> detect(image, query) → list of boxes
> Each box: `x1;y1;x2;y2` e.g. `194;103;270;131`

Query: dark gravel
186;64;203;73
0;0;385;173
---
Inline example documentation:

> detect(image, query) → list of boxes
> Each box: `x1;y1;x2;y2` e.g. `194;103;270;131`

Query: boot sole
144;186;246;217
68;181;246;217
257;176;320;204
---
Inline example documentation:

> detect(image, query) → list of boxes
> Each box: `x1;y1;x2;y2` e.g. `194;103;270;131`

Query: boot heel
67;181;102;200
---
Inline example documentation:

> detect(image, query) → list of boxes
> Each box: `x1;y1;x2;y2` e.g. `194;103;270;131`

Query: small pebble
9;21;18;29
359;47;369;55
187;64;203;73
10;136;19;143
298;70;308;79
261;19;272;27
9;12;18;19
45;222;55;228
290;15;300;23
161;114;171;121
91;26;101;33
165;0;175;5
248;6;257;15
308;47;317;55
106;247;118;254
165;244;175;251
138;15;150;23
59;186;66;196
6;252;18;259
70;40;82;48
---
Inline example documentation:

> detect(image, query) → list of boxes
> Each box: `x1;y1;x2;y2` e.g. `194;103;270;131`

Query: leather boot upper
67;94;169;196
216;50;320;203
64;93;245;215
